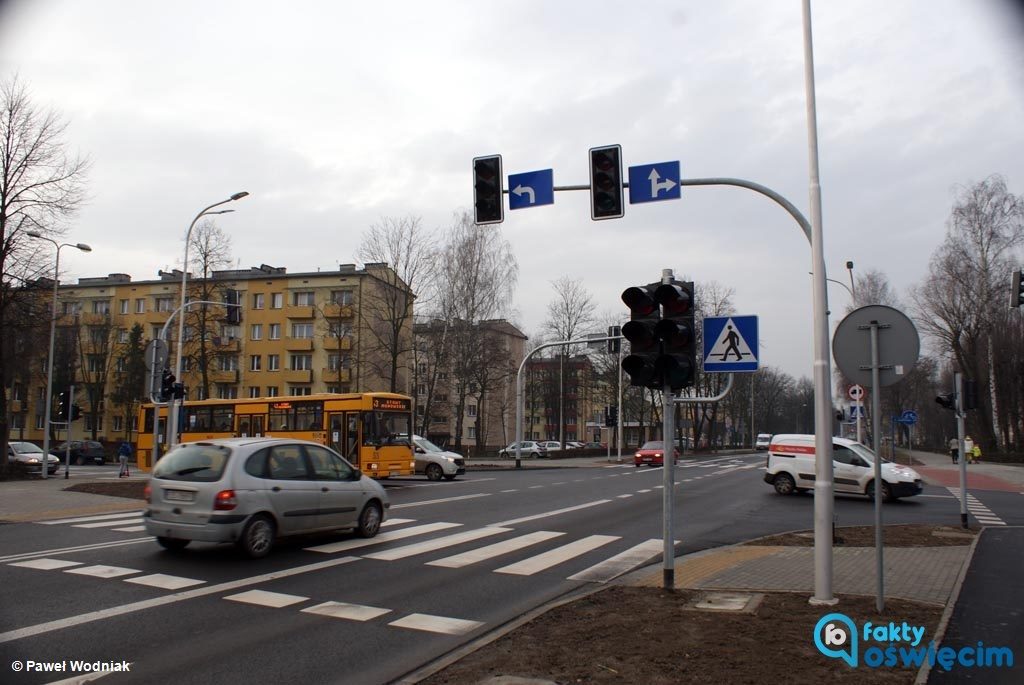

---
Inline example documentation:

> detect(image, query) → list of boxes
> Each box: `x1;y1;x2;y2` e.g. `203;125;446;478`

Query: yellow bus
136;392;415;479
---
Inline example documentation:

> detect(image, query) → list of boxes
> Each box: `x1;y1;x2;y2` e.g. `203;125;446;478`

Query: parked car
539;441;562;452
498;441;548;459
409;435;465;481
565;441;584;449
755;433;772;451
763;433;922;501
143;438;389;558
633;440;679;468
8;441;60;475
582;441;604;449
51;440;106;465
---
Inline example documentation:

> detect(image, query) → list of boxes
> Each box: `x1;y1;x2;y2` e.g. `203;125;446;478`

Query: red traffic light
655;283;692;315
621;285;657;316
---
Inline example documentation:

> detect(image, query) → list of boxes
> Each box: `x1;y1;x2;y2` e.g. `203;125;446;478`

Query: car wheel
866;480;894;502
425;463;443;481
773;473;796;495
443;474;457;481
237;515;275;558
156;536;190;552
530;451;540;459
356;502;383;538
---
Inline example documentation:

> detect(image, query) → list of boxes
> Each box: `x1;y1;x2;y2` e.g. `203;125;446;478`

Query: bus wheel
425;464;444;481
238;515;275;558
357;502;383;538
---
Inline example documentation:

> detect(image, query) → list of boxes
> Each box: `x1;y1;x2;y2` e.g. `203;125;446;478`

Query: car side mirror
415;447;425;454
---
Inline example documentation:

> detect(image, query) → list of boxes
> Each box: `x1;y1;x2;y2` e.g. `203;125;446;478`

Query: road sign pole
955;372;968;529
869;322;885;612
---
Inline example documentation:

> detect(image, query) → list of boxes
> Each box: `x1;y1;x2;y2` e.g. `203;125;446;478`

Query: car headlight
27;457;40;464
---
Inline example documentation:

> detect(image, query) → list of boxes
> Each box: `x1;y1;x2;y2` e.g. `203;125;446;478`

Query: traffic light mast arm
672;373;735;404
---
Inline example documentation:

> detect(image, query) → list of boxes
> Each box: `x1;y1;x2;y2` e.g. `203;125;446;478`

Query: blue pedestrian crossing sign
703;315;759;372
628;161;681;204
508;169;554;210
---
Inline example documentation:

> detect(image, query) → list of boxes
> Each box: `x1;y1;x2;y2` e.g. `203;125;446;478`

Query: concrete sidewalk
0;469;146;522
903;448;1024;489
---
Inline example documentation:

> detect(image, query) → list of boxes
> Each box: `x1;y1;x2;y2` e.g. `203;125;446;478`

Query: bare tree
543;277;596;445
183;220;234;399
356;215;434;393
0;76;88;473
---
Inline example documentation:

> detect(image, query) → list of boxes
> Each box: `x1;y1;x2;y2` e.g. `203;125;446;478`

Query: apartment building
9;262;412;445
522;354;599;445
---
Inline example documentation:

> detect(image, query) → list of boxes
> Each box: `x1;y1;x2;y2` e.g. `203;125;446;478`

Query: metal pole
955;373;968;528
617;341;623;462
659;269;676;591
803;0;836;605
869;323;884;612
64;383;74;479
40;247;61;480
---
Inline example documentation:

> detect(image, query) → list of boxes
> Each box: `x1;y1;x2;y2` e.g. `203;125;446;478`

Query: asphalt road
0;452;1016;684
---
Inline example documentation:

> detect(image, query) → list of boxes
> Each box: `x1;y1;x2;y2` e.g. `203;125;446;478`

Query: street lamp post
26;232;92;480
167;192;248;450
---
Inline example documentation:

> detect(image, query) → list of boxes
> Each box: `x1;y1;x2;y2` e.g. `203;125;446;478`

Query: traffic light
70;402;82;421
621;283;661;387
160;369;175;402
589;145;624;220
1011;270;1023;309
473;155;503;225
963;379;979;411
935;393;956;411
654;281;695;390
56;391;70;420
605;405;618;427
173;382;186;400
607;325;621;354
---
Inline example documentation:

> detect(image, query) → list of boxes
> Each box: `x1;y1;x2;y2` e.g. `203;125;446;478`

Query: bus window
363;409;412;446
211;407;234;432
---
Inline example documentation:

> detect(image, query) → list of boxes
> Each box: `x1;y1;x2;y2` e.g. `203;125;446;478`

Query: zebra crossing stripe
494;535;620;576
426;531;565;569
388;613;483;635
39;511;143;525
363;527;511;561
224;590;308;608
64;565;140;579
125;573;206;590
74;518;144;529
9;558;83;570
304;522;461;554
301;601;391;621
567;539;665;583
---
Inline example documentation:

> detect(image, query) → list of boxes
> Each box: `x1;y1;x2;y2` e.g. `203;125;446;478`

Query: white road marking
65;564;141;579
363;527;511;561
389;613;483;635
125;573;206;590
427;531;565;568
495;535;620;576
528;485;544;489
381;518;416;527
304;522;461;554
500;489;519;493
616;494;633;499
568;539;666;583
39;511;144;525
0;556;359;643
112;525;146;532
301;601;391;621
74;518;145;529
224;590;308;608
636;489;651;494
9;558;83;570
490;499;612;527
0;538;152;565
391;493;490;509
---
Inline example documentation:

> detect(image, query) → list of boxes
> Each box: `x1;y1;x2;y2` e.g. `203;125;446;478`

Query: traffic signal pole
955;372;968;528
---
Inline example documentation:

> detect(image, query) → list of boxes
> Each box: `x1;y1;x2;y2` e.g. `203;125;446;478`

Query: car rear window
152;444;230;482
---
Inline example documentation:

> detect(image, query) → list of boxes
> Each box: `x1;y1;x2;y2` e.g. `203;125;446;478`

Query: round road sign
848;384;865;401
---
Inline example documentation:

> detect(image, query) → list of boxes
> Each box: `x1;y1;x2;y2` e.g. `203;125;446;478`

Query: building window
92;300;110;314
155;297;174;312
87;355;104;372
267;354;280;371
417;362;427;374
292;291;315;306
61;301;82;315
417;384;426;396
271;293;283;309
292;323;314;339
266;386;279;397
151;326;162;340
217;384;238;400
119;299;129;314
289;386;312;396
89;327;106;345
220;356;239;371
290;354;312;370
250;323;262;340
327;354;350;371
468;426;476;440
467;405;477;417
328;322;351;338
249;386;261;398
112;416;123;433
250;355;261;371
269;323;281;340
84;415;103;432
252;293;265;310
221;324;240;339
115;358;126;372
135;298;145;313
331;290;353;305
117;328;129;343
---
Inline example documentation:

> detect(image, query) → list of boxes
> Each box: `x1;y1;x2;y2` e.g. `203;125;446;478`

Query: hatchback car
8;441;60;475
539;441;563;452
143;438;389;558
410;435;465;481
51;440;106;465
498;441;548;459
633;440;680;467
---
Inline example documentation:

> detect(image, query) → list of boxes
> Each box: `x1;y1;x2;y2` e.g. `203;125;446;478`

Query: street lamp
168;192;249;449
846;260;857;304
26;231;92;480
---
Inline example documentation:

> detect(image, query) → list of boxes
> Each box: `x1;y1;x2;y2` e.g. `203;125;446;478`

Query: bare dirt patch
65;480;146;500
420;589;943;685
746;524;978;548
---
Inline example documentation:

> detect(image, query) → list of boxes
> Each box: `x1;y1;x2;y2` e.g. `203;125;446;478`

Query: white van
755;433;772;451
763;434;923;501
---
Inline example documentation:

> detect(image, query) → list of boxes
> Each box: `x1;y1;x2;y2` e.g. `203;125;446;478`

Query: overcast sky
3;0;1023;382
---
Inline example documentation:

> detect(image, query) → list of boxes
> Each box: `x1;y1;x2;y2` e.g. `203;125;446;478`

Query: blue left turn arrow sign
508;169;554;210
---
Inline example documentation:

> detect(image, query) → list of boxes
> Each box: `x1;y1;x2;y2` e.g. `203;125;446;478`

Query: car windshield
153;443;231;481
640;441;663;450
9;442;41;454
414;437;445;453
847;442;889;464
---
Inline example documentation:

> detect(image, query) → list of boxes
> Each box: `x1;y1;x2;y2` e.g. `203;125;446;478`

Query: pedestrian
964;435;974;464
971;443;982;464
118;441;132;478
948;436;959;464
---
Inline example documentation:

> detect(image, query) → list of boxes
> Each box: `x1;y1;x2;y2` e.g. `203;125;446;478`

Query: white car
410;435;465;481
8;441;60;476
763;433;923;501
539;441;562;452
498;441;548;459
755;433;772;451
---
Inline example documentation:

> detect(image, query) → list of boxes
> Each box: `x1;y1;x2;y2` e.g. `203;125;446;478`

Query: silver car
8;441;60;476
143;438;389;558
410;435;465;481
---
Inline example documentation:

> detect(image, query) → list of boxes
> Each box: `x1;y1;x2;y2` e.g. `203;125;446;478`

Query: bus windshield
364;410;412;446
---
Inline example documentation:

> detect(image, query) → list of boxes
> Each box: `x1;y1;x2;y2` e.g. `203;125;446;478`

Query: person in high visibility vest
970;444;982;464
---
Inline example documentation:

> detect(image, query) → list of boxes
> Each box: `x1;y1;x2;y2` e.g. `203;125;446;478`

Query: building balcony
281;369;313;384
284;338;314;351
211;337;241;351
321;368;351;383
322;303;354;319
285;305;315;319
323;337;353;350
208;369;240;384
